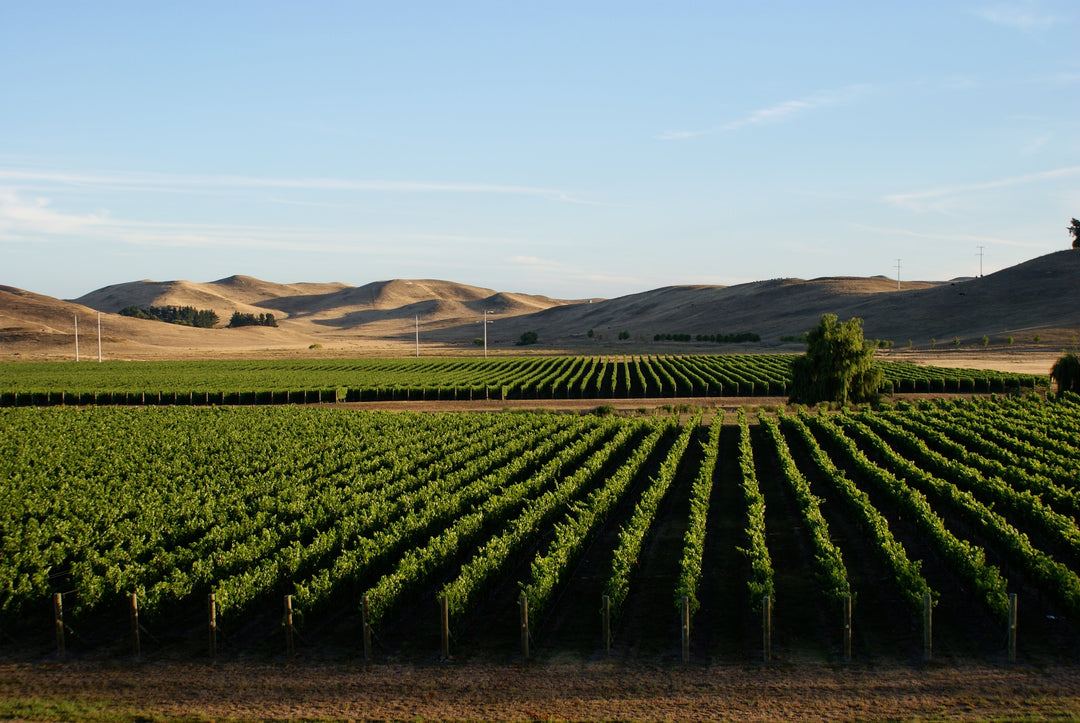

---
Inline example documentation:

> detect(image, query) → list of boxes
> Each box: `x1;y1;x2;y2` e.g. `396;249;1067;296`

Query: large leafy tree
789;314;884;406
1051;351;1080;394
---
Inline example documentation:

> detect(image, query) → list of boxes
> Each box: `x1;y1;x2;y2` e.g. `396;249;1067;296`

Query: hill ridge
2;250;1077;359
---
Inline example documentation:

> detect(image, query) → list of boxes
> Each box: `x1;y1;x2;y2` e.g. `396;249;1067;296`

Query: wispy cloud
658;85;871;140
0;189;523;256
883;165;1080;212
0;168;588;203
974;2;1064;30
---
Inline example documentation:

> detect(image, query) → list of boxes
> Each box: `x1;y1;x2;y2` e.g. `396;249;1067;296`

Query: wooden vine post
53;593;65;660
680;596;690;663
842;594;852;662
519;594;530;660
601;595;611;658
922;593;933;663
439;595;450;660
129;593;141;659
1008;593;1018;664
208;594;218;658
284;595;295;656
762;595;772;662
362;595;372;662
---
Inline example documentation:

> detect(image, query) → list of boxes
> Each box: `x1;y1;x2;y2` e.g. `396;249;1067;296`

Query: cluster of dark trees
119;305;219;328
515;330;538;345
653;332;761;343
228;311;278;328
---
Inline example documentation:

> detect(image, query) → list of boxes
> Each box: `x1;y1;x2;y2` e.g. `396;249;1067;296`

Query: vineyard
3;393;1080;665
0;355;1047;405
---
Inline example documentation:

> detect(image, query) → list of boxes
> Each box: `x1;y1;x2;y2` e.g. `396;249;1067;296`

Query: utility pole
97;313;102;363
483;310;494;358
74;314;79;361
976;245;984;277
894;258;902;292
415;315;419;358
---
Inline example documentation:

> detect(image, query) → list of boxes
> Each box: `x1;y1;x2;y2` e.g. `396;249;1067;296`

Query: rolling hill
1;250;1077;361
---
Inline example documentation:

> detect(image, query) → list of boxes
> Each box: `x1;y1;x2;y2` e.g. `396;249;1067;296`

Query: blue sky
2;1;1077;300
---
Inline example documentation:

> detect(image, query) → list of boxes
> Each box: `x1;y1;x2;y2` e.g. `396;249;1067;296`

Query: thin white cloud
883;165;1080;212
0;189;525;255
0;168;588;203
658;85;871;140
975;2;1063;30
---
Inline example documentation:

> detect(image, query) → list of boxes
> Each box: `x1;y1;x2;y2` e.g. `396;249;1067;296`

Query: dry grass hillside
1;250;1077;362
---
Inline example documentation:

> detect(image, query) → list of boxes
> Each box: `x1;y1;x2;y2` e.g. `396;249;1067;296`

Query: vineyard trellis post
362;595;372;661
519;594;530;660
842;595;852;662
681;596;690;663
208;594;217;658
439;594;450;660
1008;593;1018;663
762;595;772;662
922;593;933;662
602;595;611;657
53;593;65;660
284;595;295;657
130;593;140;659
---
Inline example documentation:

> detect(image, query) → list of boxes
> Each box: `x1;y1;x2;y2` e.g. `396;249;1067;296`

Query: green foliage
1051;351;1080;395
789;314;883;406
655;332;761;343
982;335;990;348
228;311;277;328
953;336;961;347
119;304;218;328
618;330;630;340
308;343;322;349
515;330;539;346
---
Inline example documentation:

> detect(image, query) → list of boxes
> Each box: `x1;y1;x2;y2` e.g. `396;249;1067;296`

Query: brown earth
2;250;1078;362
2;659;1078;721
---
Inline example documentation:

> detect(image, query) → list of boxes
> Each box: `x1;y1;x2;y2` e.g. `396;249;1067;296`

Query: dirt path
3;659;1079;721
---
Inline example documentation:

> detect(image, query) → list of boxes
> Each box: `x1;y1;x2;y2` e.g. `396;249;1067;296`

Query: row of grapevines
836;413;1080;620
521;416;684;621
737;409;774;610
673;417;722;616
778;411;931;614
804;411;1010;622
601;414;700;620
759;414;850;604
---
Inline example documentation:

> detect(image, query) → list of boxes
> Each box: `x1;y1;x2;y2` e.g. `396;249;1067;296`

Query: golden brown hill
1;251;1076;361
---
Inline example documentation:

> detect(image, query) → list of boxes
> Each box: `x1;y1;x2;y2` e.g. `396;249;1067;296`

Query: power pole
97;313;102;363
415;315;419;358
894;259;902;292
74;314;79;361
976;245;984;277
482;310;495;358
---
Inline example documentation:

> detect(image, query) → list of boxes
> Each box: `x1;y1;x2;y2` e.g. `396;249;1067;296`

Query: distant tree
119;304;218;328
789;314;883;406
1051;351;1080;394
618;330;630;340
515;331;538;346
1068;218;1080;249
228;311;278;328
